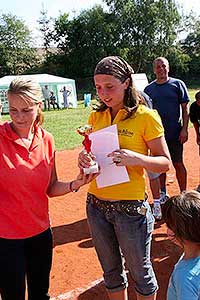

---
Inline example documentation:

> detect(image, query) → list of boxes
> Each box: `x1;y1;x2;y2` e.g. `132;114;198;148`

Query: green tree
38;5;120;93
38;7;52;54
104;0;181;74
37;0;193;89
37;12;71;77
181;15;200;78
0;13;38;75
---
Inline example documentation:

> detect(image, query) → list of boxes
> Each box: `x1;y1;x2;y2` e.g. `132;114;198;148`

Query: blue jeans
0;228;52;300
86;194;158;296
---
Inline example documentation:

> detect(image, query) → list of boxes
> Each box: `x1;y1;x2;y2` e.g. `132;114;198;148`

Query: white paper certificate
89;124;130;188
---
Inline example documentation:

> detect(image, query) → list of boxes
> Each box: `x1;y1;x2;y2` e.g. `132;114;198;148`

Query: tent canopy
132;73;148;91
0;73;75;86
0;73;77;112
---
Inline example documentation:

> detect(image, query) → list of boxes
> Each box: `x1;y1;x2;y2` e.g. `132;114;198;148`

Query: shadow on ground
52;219;91;247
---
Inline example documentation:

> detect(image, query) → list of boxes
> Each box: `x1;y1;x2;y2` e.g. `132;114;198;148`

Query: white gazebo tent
132;73;149;91
0;73;77;113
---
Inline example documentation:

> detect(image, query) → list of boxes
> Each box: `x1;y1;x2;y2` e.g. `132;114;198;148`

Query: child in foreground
162;190;200;300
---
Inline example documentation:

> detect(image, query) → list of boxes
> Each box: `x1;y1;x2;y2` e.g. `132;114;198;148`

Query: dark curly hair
195;91;200;101
162;190;200;244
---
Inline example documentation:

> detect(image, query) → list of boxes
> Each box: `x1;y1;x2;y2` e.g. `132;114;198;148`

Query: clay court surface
48;127;199;300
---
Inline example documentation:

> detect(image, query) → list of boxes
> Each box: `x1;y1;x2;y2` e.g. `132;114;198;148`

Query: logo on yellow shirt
118;128;134;137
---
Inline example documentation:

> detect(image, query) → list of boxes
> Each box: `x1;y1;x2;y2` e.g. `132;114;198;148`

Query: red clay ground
49;127;199;300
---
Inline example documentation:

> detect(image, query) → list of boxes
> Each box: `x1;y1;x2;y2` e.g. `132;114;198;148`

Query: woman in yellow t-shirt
79;56;170;300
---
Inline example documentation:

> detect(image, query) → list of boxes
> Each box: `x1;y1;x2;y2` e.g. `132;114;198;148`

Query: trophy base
83;161;98;175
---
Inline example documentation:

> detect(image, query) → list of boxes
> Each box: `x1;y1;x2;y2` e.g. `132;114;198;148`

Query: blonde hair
7;76;44;125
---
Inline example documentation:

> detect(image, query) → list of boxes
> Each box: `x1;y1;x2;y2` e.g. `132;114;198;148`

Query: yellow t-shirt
88;105;164;200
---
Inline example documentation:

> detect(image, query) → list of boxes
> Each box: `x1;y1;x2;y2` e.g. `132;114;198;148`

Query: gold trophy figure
77;125;99;174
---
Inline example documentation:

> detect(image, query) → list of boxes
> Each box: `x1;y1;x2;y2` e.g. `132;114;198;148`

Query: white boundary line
50;278;104;300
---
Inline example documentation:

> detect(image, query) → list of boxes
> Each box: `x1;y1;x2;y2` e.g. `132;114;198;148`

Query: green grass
42;104;92;150
188;89;198;102
1;88;199;151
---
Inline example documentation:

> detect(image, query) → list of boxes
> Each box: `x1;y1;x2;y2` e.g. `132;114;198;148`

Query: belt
87;193;147;216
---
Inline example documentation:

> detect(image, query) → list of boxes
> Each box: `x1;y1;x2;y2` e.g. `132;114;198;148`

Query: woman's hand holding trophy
77;125;99;175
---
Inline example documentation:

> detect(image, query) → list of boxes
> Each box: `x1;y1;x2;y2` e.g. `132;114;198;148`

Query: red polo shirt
0;122;55;239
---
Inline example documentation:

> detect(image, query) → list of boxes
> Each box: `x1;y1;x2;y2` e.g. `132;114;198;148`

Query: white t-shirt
42;87;50;99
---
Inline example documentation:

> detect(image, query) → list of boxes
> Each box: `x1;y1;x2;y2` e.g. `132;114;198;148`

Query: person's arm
108;136;171;174
46;154;98;197
179;102;189;144
189;103;200;145
193;122;200;145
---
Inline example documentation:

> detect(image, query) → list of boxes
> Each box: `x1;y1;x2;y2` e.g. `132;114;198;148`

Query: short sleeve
143;109;164;142
178;80;190;104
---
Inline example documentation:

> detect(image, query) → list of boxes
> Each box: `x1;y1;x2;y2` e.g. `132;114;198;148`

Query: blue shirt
140;91;153;109
167;255;200;300
144;77;190;141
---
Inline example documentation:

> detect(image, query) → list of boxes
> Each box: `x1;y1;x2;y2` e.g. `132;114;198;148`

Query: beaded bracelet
69;181;79;193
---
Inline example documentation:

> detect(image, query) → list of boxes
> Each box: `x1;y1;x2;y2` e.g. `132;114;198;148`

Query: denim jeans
86;194;158;296
0;228;53;300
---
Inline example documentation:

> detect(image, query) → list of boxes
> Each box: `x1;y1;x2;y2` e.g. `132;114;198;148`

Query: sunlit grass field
1;89;199;151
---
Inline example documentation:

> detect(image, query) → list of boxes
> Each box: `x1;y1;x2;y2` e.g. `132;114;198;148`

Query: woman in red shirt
0;76;97;300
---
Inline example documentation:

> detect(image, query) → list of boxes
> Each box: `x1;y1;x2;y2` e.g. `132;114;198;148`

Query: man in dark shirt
50;91;60;110
145;57;190;195
190;91;200;146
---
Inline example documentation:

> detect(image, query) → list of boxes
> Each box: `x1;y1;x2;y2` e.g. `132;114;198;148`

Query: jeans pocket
145;204;155;233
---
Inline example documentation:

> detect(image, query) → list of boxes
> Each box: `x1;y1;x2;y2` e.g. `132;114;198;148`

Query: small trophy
77;125;99;175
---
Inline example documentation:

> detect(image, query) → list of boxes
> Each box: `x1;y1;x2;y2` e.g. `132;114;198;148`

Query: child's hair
162;190;200;244
195;91;200;101
7;76;44;125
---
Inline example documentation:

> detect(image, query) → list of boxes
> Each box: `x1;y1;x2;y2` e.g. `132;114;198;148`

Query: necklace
18;135;34;158
10;123;34;157
20;137;32;150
